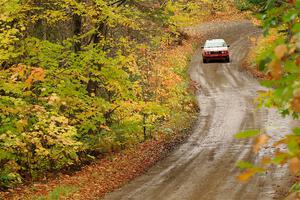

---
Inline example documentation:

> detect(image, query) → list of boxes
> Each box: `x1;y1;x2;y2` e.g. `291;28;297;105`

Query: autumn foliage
0;0;206;188
236;0;300;195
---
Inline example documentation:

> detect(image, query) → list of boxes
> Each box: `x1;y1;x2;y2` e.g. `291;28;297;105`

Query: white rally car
202;39;230;63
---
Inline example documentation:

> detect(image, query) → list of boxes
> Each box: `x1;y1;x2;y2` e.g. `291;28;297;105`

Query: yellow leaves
274;44;288;60
16;119;28;132
139;45;147;55
251;18;262;27
294;89;300;98
249;36;257;43
43;10;68;24
100;125;111;131
31;105;46;113
35;146;50;157
289;157;300;175
48;93;61;105
253;134;270;154
255;90;273;106
51;115;69;125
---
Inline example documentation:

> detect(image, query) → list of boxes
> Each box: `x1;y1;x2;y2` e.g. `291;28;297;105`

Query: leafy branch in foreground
236;0;300;194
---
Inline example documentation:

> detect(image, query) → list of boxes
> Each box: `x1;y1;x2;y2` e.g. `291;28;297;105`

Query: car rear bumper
203;54;229;60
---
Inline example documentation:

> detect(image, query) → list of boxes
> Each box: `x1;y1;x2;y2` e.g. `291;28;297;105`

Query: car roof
204;39;227;47
205;39;226;44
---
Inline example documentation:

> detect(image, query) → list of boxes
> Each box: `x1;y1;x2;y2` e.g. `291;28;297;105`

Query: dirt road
103;21;294;200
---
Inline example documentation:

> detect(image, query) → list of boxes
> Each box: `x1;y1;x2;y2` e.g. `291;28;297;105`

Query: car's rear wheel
203;58;208;63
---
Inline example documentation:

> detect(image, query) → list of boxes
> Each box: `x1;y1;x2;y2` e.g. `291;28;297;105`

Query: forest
0;0;207;188
1;0;300;199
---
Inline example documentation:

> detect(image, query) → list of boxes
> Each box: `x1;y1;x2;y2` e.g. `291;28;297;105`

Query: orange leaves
16;119;28;132
10;64;27;80
25;67;45;86
273;138;287;147
288;46;296;56
291;67;300;113
268;44;289;80
291;97;300;113
253;134;270;154
238;168;259;182
9;64;46;86
296;56;300;66
261;156;272;165
289;157;300;175
274;44;288;60
236;160;265;182
142;37;193;104
236;133;272;183
268;60;282;80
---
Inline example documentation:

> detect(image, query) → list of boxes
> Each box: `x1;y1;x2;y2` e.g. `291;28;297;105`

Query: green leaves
0;0;201;188
292;23;300;33
235;129;260;139
296;0;300;9
236;161;254;169
293;127;300;135
236;0;300;188
236;160;265;182
290;182;300;193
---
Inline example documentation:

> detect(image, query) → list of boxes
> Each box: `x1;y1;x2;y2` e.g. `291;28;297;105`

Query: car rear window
205;41;227;48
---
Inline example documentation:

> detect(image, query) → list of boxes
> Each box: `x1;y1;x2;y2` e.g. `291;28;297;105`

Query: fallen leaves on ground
0;132;190;200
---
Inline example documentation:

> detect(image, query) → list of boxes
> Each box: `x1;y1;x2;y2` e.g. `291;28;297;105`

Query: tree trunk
73;1;82;52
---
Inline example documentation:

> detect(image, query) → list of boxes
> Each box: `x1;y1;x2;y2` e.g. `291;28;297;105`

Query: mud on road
103;21;294;200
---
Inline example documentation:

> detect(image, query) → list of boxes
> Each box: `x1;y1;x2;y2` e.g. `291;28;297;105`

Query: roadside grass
33;185;77;200
233;0;254;11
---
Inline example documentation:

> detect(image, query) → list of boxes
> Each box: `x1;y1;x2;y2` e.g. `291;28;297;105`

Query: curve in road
103;21;294;200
